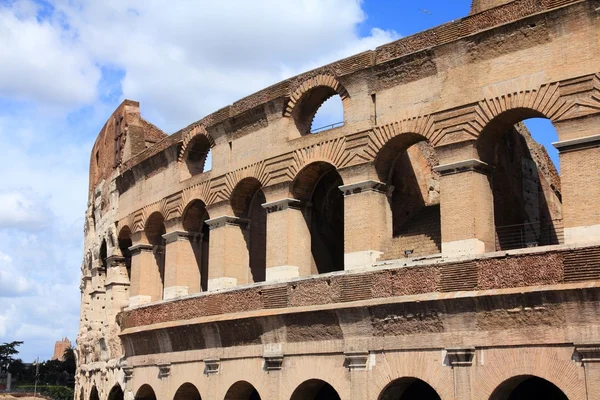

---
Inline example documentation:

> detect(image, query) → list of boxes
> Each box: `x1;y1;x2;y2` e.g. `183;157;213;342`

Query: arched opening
378;377;441;400
182;200;211;292
174;382;202;400
135;384;157;400
478;109;562;251
108;385;124;400
489;375;567;400
293;162;344;274
231;178;267;283
310;95;344;134
375;134;441;259
118;226;133;280
90;386;99;400
224;381;262;400
290;379;341;400
185;135;212;176
292;86;344;135
99;239;108;269
145;212;166;300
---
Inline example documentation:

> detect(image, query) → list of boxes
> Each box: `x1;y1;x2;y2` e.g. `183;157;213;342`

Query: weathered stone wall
76;1;600;399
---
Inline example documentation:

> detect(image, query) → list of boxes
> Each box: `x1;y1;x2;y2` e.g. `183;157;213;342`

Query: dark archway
231;178;267;283
145;212;166;300
108;385;124;400
185;135;212;176
290;379;341;400
182;200;211;292
135;384;157;400
174;382;202;400
118;226;133;280
99;239;108;269
292;162;344;274
477;109;562;251
292;86;344;135
378;377;441;400
90;386;99;400
224;381;262;400
375;134;441;258
489;375;567;400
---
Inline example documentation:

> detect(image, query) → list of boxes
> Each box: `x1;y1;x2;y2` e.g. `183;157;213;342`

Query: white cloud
52;0;398;130
0;0;100;108
0;0;400;362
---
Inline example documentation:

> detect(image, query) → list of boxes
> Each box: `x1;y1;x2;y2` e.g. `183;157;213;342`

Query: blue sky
0;0;559;362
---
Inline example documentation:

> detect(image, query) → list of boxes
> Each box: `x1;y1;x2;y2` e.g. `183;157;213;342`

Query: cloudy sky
0;0;559;362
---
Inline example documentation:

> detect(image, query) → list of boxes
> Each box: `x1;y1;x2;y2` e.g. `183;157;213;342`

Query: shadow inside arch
489;375;568;400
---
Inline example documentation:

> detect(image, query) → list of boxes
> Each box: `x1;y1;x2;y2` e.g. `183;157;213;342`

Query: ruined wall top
470;0;516;14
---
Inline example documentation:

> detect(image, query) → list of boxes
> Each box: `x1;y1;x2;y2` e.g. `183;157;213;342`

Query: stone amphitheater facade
76;0;600;399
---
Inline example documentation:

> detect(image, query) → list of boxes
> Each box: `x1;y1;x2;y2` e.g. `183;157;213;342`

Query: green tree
62;347;76;375
0;341;23;372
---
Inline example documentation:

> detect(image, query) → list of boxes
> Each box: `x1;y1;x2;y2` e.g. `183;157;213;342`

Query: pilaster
261;198;311;282
576;344;600;398
553;122;600;246
128;236;160;306
446;347;475;400
205;215;249;290
434;145;495;257
162;230;203;299
339;180;393;270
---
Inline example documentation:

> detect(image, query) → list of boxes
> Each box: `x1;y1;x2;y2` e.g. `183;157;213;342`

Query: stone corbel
338;180;394;197
106;255;126;267
434;159;491;176
344;351;370;370
575;344;600;364
204;358;220;375
261;198;306;214
205;216;249;230
162;230;203;244
446;347;476;367
122;366;133;382
263;353;284;371
157;362;171;379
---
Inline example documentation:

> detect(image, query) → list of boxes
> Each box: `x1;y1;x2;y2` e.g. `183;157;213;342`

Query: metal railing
495;219;564;251
310;121;344;134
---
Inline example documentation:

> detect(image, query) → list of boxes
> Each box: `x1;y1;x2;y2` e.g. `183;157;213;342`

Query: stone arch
230;177;267;283
135;384;157;400
290;379;341;400
489;375;568;400
90;386;99;400
99;239;108;269
378;377;441;400
181;199;210;292
224;380;262;400
368;350;454;400
179;125;215;162
108;384;124;400
144;212;166;301
374;132;441;257
474;347;586;400
285;75;349;135
173;382;202;400
292;161;344;274
118;225;133;279
476;107;563;251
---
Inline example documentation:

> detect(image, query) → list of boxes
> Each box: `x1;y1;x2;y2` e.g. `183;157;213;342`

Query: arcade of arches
113;118;563;304
78;1;600;400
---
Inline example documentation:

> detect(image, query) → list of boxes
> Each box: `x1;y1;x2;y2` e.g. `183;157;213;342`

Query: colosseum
75;0;600;399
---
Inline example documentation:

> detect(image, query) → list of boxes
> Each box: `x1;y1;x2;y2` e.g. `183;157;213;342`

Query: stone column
446;347;475;400
128;232;161;306
576;344;600;398
162;230;203;299
339;180;392;270
105;254;130;322
261;198;312;282
90;263;106;330
553;121;600;245
205;215;249;290
434;143;495;256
